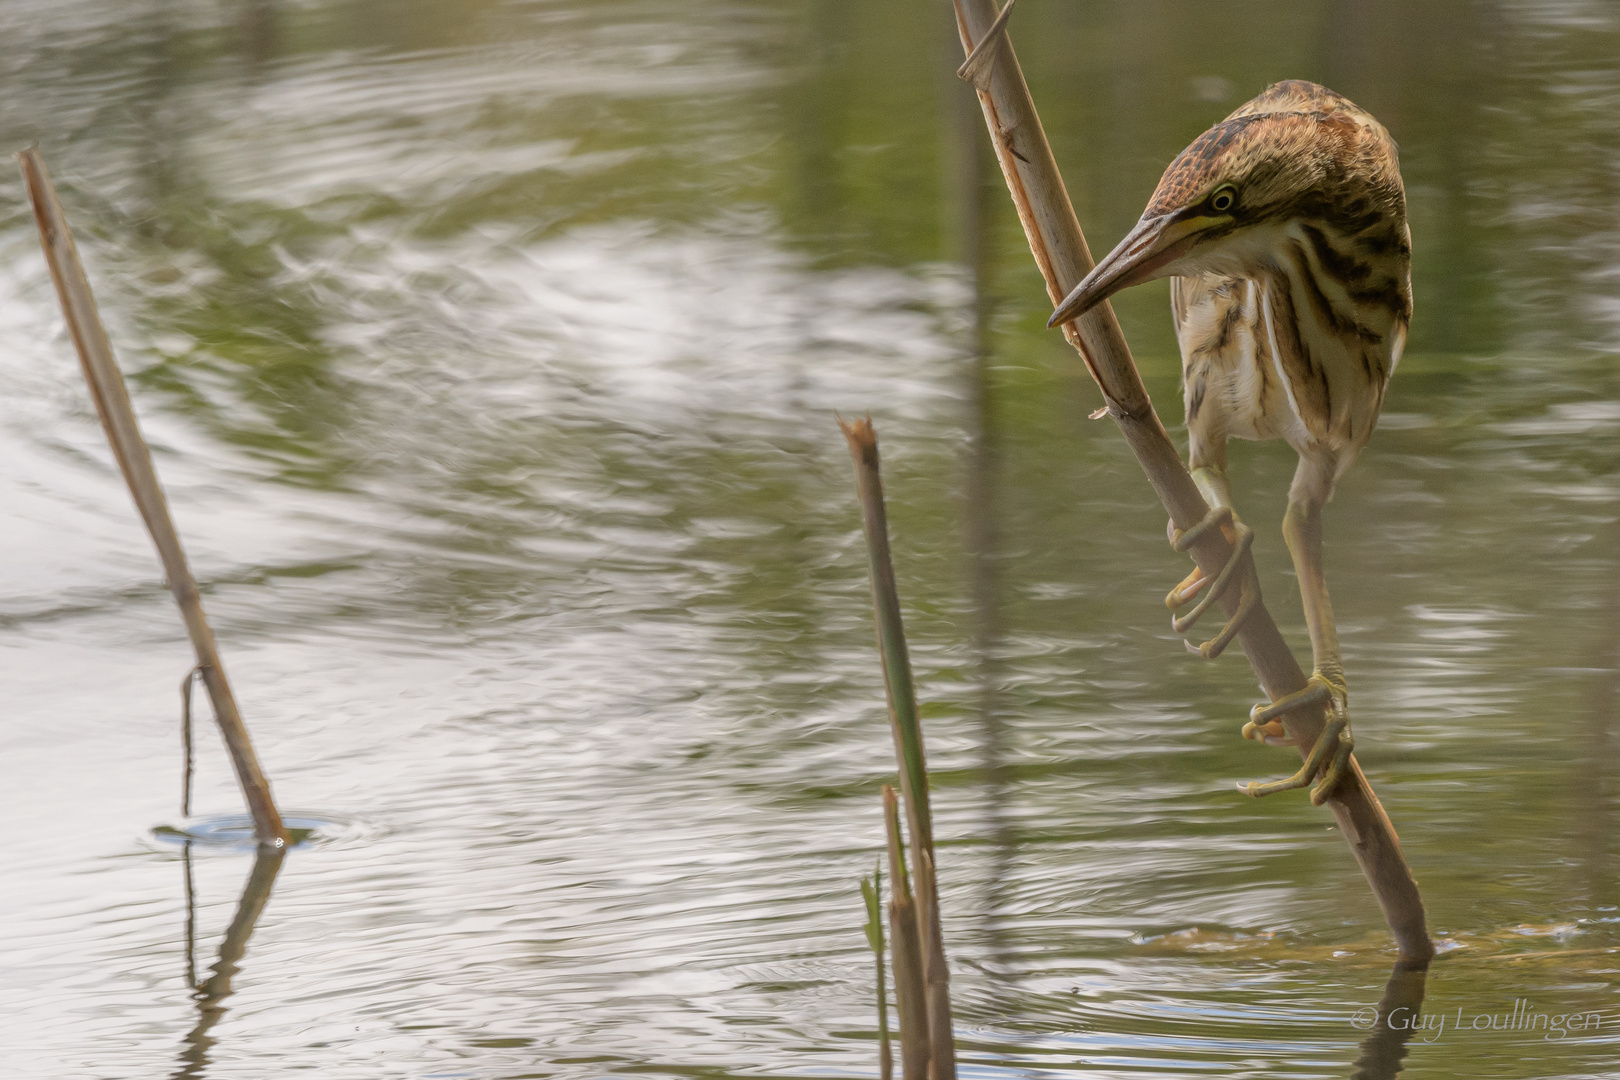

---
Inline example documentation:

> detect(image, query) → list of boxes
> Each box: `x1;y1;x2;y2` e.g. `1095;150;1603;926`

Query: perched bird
1047;81;1412;804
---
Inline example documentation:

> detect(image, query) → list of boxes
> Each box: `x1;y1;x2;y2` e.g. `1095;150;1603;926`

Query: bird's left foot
1238;672;1353;805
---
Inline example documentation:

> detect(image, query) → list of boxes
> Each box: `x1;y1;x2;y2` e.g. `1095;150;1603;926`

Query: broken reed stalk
884;786;930;1079
843;417;958;1078
949;0;1432;965
19;149;288;848
860;862;893;1080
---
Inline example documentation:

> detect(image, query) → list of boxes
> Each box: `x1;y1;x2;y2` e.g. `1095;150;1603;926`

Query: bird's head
1049;80;1406;328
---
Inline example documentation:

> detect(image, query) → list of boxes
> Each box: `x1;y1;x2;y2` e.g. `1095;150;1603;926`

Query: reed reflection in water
174;843;286;1080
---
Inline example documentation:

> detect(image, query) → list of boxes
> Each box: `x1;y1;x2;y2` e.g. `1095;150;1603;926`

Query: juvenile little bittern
1048;81;1411;804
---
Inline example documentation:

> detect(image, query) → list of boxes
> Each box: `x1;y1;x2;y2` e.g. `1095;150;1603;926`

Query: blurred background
1;1;1619;1076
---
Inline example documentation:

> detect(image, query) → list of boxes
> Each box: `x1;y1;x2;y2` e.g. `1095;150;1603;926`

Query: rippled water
4;1;1620;1076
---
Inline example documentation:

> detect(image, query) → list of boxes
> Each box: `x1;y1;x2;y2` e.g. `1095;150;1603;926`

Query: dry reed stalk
19;149;288;848
910;843;952;1075
844;418;958;1076
884;786;930;1079
860;863;893;1080
948;0;1431;964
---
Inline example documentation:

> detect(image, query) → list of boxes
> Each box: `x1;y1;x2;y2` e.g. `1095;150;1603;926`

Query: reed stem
844;420;958;1077
19;148;288;848
948;0;1431;964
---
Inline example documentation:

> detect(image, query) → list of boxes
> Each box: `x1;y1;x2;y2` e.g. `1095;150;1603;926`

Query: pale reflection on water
2;1;1620;1077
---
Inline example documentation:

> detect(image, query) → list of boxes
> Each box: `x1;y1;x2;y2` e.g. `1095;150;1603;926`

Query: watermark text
1350;999;1601;1041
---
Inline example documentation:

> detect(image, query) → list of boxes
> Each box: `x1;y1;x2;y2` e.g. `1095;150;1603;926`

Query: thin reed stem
862;863;893;1080
180;666;200;818
19;149;287;848
949;0;1431;964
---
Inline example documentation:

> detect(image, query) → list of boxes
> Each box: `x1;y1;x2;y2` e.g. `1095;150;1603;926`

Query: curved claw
1165;566;1209;610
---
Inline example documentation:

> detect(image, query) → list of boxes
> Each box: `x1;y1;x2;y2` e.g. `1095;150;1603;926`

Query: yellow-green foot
1238;673;1354;805
1165;506;1259;660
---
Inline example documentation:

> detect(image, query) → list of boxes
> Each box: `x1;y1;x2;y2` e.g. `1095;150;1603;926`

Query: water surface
3;1;1620;1077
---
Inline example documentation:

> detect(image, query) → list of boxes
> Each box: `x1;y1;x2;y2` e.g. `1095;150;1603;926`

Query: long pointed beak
1047;213;1199;328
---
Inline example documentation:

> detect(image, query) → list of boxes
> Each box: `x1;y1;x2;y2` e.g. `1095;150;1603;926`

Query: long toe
1165;509;1258;658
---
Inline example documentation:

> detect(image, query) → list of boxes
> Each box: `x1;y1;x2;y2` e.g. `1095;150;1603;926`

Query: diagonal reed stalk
948;0;1431;965
19;149;288;848
843;417;958;1078
860;862;894;1080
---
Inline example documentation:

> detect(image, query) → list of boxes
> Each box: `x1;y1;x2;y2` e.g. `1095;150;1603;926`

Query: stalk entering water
19;148;288;848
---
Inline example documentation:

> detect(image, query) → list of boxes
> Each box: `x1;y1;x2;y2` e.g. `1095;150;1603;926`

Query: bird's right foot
1238;671;1354;805
1165;505;1259;660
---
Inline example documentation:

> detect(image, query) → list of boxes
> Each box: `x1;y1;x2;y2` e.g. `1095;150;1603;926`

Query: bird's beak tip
1047;286;1096;329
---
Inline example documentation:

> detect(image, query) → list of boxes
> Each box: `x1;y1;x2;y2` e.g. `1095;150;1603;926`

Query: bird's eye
1208;186;1237;213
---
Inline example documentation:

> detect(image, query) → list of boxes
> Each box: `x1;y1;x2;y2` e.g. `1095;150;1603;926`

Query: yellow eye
1209;186;1237;213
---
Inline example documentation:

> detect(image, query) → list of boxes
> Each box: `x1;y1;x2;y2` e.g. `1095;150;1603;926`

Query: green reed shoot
861;862;892;1080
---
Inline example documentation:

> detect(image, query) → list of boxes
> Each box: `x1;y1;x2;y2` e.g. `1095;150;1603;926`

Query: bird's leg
1166;466;1259;660
1239;495;1353;805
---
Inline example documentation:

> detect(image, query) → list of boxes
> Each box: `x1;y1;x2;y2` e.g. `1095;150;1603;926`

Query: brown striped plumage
1048;80;1412;803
